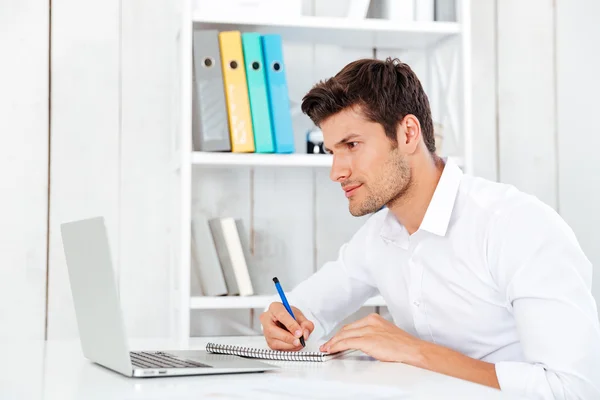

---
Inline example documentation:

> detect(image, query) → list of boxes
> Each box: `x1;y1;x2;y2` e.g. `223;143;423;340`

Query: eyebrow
324;133;361;154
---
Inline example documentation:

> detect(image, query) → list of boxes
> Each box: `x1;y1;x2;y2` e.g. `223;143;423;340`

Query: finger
267;339;304;352
265;324;301;346
300;320;314;340
340;313;381;332
292;308;315;340
326;337;364;354
271;305;303;338
321;326;370;352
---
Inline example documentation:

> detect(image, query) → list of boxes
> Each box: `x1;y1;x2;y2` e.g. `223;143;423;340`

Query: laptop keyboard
130;351;211;369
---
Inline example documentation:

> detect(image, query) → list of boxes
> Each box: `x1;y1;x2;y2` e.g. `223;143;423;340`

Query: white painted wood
190;295;385;309
192;152;333;167
0;0;49;339
497;0;557;208
48;0;121;339
176;0;194;343
555;0;600;308
189;166;253;336
192;152;464;168
192;14;461;49
457;0;472;175
178;0;194;343
119;0;183;339
469;0;497;181
252;168;315;292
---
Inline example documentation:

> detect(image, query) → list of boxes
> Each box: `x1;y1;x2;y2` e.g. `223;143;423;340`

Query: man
259;58;600;399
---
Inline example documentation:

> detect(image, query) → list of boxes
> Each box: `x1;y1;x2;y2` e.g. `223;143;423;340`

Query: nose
329;154;351;183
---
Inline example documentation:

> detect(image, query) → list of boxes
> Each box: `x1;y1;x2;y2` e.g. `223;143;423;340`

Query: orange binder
218;31;255;153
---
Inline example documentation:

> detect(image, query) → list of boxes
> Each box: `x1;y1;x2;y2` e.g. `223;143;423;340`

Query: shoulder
454;175;568;236
467;177;591;293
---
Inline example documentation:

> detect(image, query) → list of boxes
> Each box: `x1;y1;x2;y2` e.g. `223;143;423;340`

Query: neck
387;153;444;235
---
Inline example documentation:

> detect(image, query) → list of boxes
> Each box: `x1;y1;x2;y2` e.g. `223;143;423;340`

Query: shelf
190;295;386;309
192;15;461;50
192;152;332;167
192;152;463;168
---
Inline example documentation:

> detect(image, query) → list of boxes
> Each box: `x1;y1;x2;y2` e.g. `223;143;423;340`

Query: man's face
321;107;412;217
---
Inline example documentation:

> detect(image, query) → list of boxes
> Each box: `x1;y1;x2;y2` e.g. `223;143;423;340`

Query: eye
347;142;359;150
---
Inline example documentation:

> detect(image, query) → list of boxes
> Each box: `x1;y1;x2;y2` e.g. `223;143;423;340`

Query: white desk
0;336;521;399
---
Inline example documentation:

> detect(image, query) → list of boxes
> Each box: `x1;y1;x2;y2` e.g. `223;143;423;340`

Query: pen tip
272;277;279;284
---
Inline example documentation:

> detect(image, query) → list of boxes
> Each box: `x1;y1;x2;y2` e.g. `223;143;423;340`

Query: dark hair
301;57;435;153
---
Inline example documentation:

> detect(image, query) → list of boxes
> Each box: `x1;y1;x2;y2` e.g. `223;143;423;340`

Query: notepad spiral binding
205;343;327;362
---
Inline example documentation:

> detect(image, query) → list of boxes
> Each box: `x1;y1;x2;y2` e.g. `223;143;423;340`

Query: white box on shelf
347;0;371;19
194;0;302;19
383;0;414;21
415;0;435;22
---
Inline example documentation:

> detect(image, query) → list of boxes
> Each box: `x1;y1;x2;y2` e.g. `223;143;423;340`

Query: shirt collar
419;158;463;236
380;158;463;242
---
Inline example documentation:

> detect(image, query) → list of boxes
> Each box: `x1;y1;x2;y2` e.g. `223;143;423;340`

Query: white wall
497;0;557;209
47;0;183;339
0;0;49;339
470;0;497;182
556;0;600;304
47;0;122;339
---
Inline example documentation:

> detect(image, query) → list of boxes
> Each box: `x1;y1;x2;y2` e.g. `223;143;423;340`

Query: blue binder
261;34;295;154
241;33;275;153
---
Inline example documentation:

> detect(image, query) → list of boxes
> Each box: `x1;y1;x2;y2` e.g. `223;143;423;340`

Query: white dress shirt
286;158;600;399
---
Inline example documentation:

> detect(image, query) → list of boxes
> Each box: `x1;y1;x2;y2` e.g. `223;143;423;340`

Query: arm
260;214;381;347
490;201;600;399
322;312;500;388
284;240;378;340
322;200;600;398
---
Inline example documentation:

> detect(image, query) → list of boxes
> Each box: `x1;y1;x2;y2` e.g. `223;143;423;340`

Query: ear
396;114;421;155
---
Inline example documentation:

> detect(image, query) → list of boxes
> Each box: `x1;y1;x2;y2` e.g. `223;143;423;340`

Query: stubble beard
349;152;412;217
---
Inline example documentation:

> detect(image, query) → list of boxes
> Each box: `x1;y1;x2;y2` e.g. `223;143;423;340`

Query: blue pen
273;277;306;347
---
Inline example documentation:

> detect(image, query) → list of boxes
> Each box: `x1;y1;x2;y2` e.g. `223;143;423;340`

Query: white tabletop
0;336;521;399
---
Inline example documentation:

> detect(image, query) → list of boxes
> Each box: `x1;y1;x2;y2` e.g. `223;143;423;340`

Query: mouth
343;184;363;198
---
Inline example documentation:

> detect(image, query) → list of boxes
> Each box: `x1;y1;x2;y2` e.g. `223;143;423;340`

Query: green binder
241;33;275;153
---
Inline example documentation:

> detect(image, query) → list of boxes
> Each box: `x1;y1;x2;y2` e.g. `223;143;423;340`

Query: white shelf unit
177;3;472;340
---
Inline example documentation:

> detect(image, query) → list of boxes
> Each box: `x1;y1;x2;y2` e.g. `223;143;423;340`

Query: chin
348;202;376;217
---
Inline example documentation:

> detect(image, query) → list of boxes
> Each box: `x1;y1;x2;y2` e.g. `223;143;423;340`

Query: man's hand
260;302;315;351
321;313;500;389
320;313;425;365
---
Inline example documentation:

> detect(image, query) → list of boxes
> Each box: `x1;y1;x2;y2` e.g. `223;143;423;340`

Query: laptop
60;216;277;377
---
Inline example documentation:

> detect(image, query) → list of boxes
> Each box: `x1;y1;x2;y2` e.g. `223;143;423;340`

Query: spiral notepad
205;343;349;362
